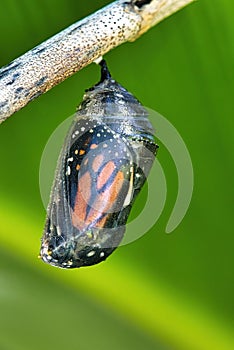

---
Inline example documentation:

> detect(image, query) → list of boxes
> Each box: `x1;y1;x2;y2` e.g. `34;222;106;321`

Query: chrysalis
40;60;158;268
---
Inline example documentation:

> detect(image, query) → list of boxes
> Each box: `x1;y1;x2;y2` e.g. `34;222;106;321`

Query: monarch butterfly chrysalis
39;60;158;268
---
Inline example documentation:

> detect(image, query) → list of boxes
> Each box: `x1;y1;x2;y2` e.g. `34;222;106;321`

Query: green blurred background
0;1;233;349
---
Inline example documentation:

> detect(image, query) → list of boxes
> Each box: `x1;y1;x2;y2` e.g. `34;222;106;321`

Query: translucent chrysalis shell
40;60;158;268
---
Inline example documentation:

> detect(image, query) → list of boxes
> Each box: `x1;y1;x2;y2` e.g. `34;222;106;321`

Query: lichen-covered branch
0;0;194;123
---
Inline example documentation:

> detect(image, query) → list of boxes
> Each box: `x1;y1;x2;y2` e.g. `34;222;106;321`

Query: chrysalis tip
99;59;112;83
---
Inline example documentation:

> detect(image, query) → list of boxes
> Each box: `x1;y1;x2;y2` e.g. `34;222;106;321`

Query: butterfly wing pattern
40;60;158;268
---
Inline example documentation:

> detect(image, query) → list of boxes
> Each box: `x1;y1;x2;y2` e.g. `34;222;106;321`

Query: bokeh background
0;1;233;349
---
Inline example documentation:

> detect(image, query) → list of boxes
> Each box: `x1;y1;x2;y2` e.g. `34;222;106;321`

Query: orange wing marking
92;154;104;172
72;171;91;230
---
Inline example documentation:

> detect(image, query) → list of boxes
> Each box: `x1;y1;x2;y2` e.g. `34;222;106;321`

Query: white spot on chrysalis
87;250;96;257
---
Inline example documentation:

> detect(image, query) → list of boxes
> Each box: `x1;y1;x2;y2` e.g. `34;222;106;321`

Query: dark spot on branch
134;0;152;8
29;91;42;101
15;87;24;94
68;25;82;36
32;46;46;55
0;100;8;108
0;62;21;79
35;76;47;87
6;73;20;86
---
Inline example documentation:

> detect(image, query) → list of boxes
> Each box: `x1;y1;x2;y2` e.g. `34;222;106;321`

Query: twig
0;0;194;123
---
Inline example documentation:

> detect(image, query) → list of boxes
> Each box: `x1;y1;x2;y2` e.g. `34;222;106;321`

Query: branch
0;0;195;123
